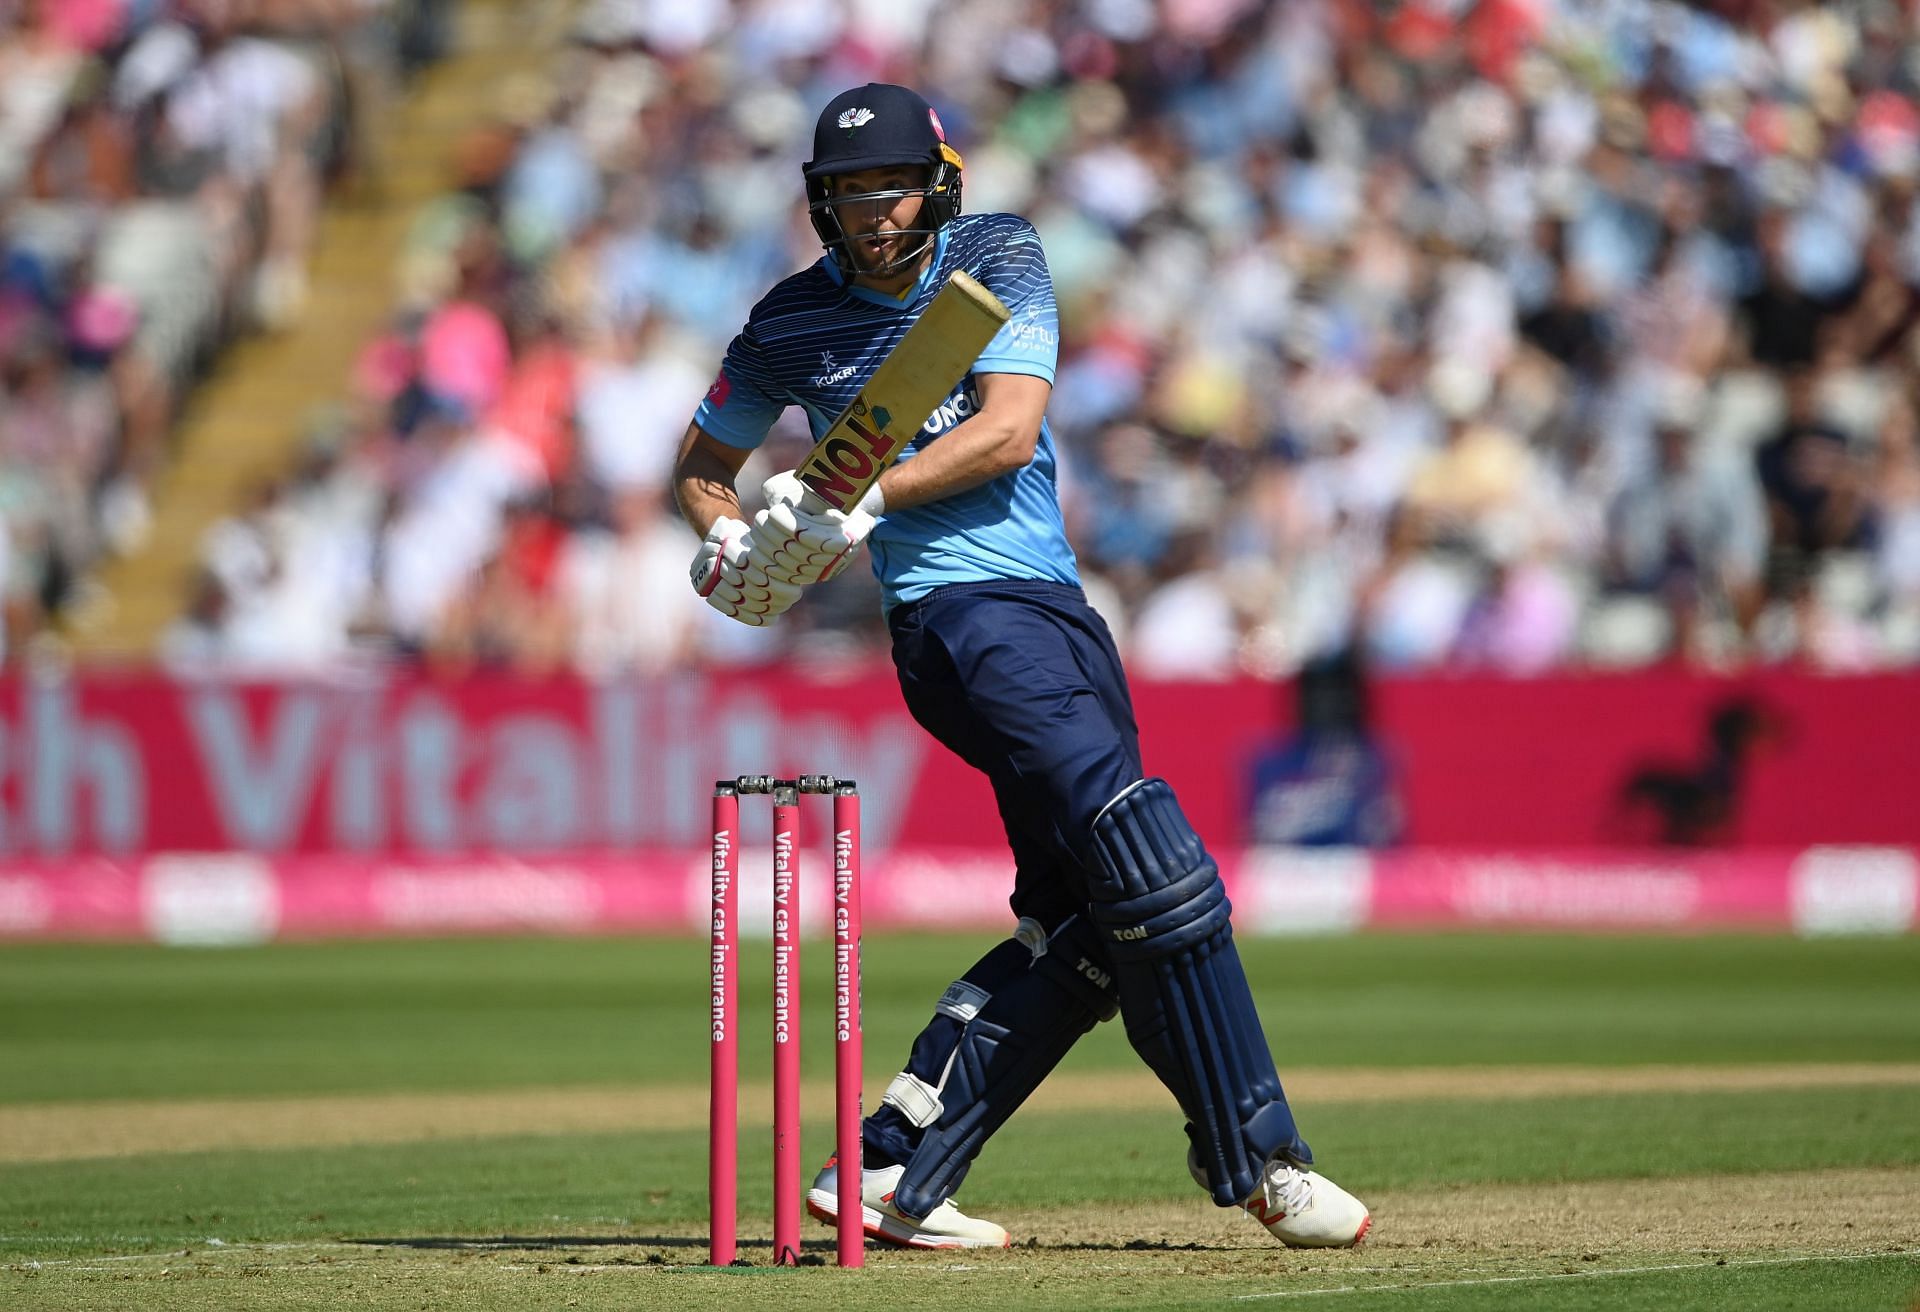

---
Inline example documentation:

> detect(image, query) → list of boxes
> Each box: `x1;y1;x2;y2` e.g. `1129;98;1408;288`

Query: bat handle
790;478;847;518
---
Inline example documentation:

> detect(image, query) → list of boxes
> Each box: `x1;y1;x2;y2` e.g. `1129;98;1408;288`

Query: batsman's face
831;166;929;274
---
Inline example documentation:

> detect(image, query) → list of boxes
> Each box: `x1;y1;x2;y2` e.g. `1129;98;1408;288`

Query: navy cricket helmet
803;83;964;276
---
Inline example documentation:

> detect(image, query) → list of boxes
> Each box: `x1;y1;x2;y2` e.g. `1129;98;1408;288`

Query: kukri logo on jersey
812;351;858;387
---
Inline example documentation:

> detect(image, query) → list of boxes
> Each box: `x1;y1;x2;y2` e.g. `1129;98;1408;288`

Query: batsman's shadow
349;1235;1244;1257
349;1235;709;1251
1022;1238;1232;1253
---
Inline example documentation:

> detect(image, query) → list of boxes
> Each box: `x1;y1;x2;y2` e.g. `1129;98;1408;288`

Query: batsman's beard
850;229;932;277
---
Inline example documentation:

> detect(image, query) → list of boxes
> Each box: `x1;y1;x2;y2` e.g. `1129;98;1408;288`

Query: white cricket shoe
1190;1148;1372;1248
805;1155;1011;1249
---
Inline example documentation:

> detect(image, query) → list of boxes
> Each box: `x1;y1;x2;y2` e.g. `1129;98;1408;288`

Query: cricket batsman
672;82;1371;1251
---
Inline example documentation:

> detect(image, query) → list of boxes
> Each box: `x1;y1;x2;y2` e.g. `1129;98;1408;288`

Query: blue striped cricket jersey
692;212;1078;611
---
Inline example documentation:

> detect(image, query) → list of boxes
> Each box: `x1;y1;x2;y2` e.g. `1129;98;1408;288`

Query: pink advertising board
2;847;1912;943
0;667;1915;857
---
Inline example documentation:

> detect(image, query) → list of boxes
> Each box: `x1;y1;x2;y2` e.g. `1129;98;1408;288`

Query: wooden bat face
797;271;1010;513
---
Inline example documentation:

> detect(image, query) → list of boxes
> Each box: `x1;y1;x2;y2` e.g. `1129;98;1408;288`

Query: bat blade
796;270;1011;513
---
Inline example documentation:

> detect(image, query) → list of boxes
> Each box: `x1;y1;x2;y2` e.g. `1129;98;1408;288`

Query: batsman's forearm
878;412;1038;512
672;476;737;537
673;437;747;536
675;476;743;538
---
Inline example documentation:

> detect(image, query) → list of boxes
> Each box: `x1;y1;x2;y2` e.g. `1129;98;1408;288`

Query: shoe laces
1259;1160;1314;1219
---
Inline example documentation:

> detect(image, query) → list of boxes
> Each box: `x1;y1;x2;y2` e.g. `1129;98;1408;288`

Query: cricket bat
796;270;1011;513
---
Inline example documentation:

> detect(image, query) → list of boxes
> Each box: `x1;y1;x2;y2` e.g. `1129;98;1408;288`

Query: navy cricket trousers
875;579;1315;1192
887;579;1143;930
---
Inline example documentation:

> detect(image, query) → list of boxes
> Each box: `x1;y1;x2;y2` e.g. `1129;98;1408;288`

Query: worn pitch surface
2;933;1917;1310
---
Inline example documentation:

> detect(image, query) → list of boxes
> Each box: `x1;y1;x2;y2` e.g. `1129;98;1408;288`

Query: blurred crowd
42;0;1920;676
0;0;447;662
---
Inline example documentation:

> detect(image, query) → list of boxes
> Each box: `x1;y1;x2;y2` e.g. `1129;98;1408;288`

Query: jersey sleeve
691;320;787;449
970;219;1060;383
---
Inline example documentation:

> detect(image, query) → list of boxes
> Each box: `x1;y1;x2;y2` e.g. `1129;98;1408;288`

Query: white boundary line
1233;1248;1920;1300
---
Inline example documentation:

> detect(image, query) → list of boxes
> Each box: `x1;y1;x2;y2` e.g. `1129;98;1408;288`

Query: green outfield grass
5;933;1919;1103
6;1082;1919;1249
2;932;1918;1310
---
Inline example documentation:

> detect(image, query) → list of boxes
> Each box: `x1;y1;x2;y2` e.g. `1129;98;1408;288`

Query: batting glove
762;469;885;519
690;515;803;626
753;470;881;586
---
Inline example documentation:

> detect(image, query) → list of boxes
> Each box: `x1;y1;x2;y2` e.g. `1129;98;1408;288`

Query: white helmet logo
837;107;875;129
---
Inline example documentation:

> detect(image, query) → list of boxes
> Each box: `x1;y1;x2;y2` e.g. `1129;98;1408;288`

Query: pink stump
833;787;865;1267
771;788;801;1266
708;787;739;1267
